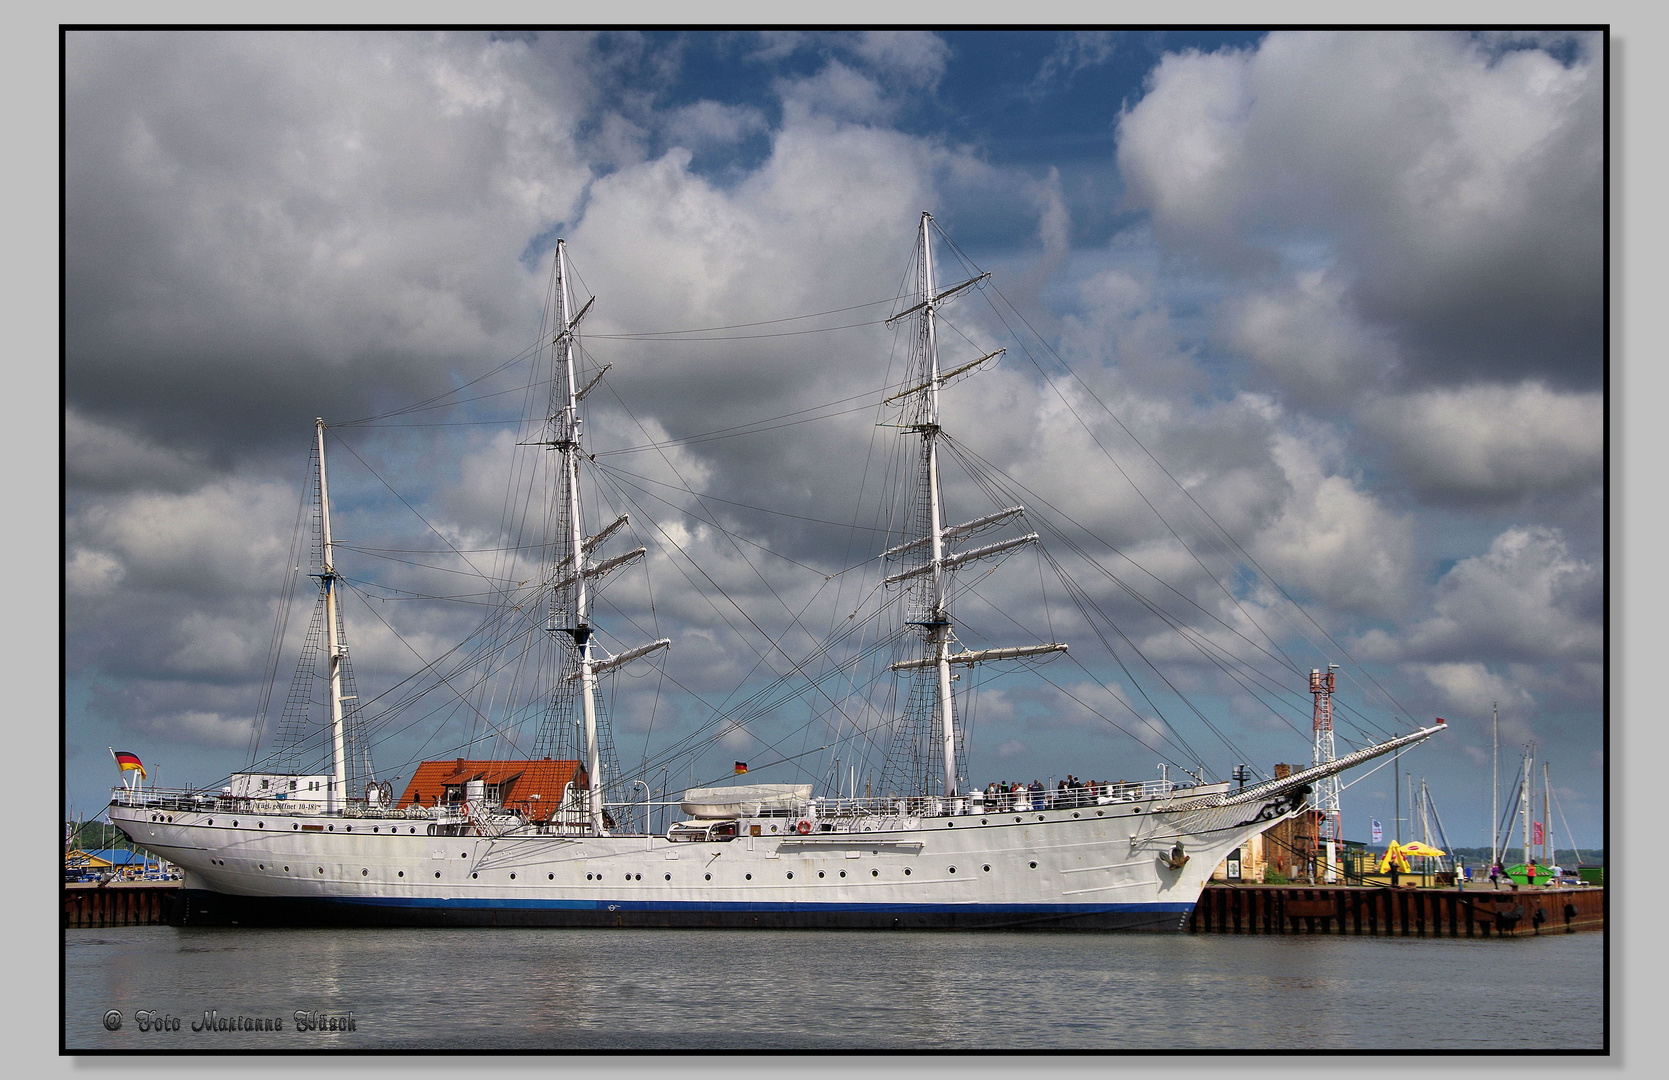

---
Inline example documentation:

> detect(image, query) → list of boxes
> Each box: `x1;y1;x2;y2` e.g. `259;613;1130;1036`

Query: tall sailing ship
107;214;1444;929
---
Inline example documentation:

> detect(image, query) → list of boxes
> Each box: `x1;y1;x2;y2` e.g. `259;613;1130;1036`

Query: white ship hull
109;784;1308;931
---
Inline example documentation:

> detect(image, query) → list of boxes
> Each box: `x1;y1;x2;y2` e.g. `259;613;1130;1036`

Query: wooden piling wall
1187;883;1604;937
63;882;179;928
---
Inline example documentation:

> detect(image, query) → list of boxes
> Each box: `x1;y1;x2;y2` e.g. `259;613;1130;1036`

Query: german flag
733;761;747;775
112;750;146;778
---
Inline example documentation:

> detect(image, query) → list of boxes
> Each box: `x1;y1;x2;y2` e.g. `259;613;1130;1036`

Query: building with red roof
396;759;586;824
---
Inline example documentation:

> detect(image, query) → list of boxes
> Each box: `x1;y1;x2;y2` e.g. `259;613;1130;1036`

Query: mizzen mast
316;417;348;815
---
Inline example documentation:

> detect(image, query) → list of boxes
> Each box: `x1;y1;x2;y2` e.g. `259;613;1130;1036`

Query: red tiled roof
397;759;585;823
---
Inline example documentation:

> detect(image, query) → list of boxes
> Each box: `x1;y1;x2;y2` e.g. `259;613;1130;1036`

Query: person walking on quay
1489;862;1502;890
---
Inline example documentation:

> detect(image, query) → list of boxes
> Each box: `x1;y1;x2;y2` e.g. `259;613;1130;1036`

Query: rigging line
978;281;1417;724
336;348;538;427
584;295;904;338
938;432;1316;702
247;453;318;767
341;384;540;425
334;547;523;582
339;541;556;555
336;577;520;605
631;599;906;776
588;462;898;742
592;387;903;720
590;464;829;579
588;318;889;343
1032;547;1214;766
594;390;888;457
335;580;546;763
326;430;503;594
995;317;1303;682
595;461;891;547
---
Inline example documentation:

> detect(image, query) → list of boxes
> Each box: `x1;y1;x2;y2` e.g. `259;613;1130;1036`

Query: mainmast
544;240;667;835
317;418;347;814
884;212;1064;800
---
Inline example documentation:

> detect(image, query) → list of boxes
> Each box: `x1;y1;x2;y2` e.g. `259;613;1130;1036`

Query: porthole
1132;807;1142;813
258;821;264;829
770;825;778;833
284;866;290;873
839;871;846;878
398;871;404;878
705;873;712;881
293;824;299;830
635;873;642;881
461;853;468;858
818;870;825;878
345;826;351;832
981;818;988;824
745;874;752;881
872;869;879;877
947;821;954;827
373;827;378;833
1096;811;1104;817
362;868;369;876
258;864;265;870
233;820;239;828
983;864;991;872
471;873;478;879
410;827;418;834
316;867;324;874
904;868;912;876
510;873;516;880
1029;861;1038;869
949;866;957;874
586;873;594;880
1038;815;1045;821
1014;817;1022;823
207;819;214;826
327;825;333;832
786;872;794;880
665;874;672;881
549;874;555;880
435;872;441;878
1073;812;1080;818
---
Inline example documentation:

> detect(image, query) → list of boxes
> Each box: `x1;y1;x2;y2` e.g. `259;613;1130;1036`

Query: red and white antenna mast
1310;665;1342;883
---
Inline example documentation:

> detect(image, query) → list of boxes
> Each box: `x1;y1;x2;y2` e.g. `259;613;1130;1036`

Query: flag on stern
734;762;748;775
111;750;146;778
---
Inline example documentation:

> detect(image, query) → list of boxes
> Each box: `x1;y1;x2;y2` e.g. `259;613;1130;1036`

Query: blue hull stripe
324;896;1192;915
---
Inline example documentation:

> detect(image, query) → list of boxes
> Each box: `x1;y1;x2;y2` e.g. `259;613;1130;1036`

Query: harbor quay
1187;882;1604;937
65;879;1604;936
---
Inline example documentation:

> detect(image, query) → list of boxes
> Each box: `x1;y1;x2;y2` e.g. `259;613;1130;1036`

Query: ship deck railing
110;786;444;821
114;777;1191;829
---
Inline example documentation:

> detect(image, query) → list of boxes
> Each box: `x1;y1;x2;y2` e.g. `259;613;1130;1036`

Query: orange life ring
797;820;812;835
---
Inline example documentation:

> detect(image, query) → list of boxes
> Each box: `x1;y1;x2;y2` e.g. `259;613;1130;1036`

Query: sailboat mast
551;240;607;836
316;418;348;815
1521;745;1533;870
1491;701;1499;871
916;212;959;800
1543;762;1552;866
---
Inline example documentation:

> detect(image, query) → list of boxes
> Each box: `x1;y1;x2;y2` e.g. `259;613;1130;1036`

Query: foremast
884;212;1065;799
544;240;668;835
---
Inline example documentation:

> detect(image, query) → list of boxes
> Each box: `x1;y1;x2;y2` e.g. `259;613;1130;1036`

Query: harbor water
64;925;1605;1052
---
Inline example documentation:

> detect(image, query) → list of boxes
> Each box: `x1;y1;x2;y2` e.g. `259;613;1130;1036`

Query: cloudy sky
58;27;1613;850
